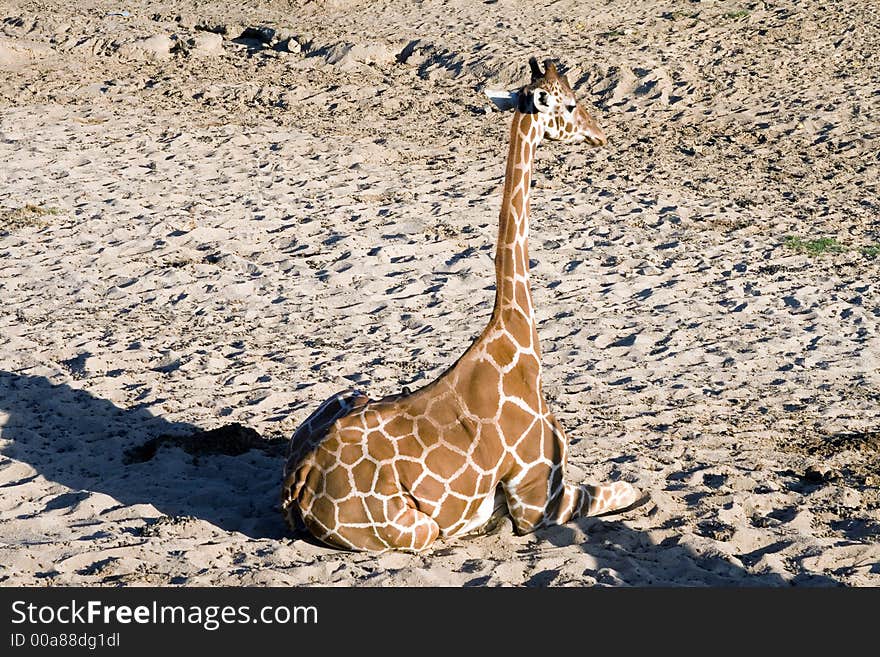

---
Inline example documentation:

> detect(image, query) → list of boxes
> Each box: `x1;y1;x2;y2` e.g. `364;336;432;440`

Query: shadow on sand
523;516;841;586
0;371;288;540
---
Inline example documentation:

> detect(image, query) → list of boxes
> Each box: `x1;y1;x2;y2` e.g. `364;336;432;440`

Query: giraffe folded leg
295;495;441;553
501;470;643;533
377;504;441;553
564;481;643;518
538;416;645;523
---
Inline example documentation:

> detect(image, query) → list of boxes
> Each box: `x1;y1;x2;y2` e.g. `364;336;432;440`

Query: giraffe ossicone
281;57;643;552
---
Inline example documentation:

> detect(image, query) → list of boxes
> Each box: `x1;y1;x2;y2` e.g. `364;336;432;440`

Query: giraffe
281;57;642;552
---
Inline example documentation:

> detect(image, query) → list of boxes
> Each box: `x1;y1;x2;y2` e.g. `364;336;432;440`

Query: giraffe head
485;57;607;147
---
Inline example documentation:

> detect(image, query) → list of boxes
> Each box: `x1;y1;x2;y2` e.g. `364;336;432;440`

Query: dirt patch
123;422;287;464
0;204;58;231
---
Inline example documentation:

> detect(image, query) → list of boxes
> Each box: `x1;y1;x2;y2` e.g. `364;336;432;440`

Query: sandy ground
1;0;878;586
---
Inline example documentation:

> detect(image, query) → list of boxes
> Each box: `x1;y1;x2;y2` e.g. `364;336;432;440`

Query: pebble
117;34;174;60
319;41;396;69
189;32;223;56
803;465;838;484
240;26;275;44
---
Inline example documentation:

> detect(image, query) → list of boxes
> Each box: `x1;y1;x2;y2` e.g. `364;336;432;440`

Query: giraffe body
282;59;641;552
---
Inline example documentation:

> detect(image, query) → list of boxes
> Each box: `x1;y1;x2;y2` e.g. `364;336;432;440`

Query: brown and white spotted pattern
281;58;641;552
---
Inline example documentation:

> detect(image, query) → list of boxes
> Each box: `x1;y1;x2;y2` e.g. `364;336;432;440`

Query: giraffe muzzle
586;127;607;147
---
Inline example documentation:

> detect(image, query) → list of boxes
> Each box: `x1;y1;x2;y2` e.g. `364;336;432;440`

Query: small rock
803;465;837;484
838;487;862;508
397;40;429;67
195;22;227;35
274;37;301;54
152;352;182;373
317;41;396;69
241;26;275;44
190;31;223;56
195;22;249;40
83;354;109;375
0;37;53;70
118;34;174;61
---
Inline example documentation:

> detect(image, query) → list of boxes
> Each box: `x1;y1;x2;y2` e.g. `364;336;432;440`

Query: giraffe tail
285;388;369;462
282;389;370;513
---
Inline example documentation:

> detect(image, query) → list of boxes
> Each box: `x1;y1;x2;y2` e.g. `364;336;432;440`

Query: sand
1;0;878;586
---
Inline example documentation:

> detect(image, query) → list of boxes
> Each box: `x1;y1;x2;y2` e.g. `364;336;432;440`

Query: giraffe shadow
0;371;289;540
533;517;842;587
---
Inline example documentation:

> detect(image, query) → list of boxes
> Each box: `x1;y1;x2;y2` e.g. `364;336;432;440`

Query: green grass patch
661;11;699;21
861;244;880;259
0;204;60;231
724;10;750;19
783;235;846;256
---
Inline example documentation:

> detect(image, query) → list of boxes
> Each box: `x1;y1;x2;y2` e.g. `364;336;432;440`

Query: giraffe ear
484;89;520;112
531;88;557;113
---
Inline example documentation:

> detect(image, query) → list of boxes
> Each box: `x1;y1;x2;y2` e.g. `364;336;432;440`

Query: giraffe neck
421;109;547;408
489;110;544;338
